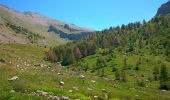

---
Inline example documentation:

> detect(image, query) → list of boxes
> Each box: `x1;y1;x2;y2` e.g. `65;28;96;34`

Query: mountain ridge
0;5;94;44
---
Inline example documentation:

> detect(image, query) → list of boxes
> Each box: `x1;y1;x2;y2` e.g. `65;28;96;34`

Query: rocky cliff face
156;1;170;16
48;25;92;40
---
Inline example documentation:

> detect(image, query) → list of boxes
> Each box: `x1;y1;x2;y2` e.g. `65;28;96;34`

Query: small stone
68;90;73;93
41;91;48;96
91;80;96;83
135;95;139;97
94;96;98;99
162;90;167;92
87;87;92;91
72;87;79;91
61;96;70;100
59;81;64;86
10;90;15;93
102;89;107;93
0;58;5;63
49;96;60;100
79;75;85;79
145;80;149;82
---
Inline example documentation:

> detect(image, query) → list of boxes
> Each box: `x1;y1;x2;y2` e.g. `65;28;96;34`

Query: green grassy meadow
0;44;170;100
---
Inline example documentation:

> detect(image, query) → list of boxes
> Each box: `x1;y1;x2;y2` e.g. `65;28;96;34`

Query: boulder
59;81;64;86
145;80;149;82
35;90;48;96
41;91;48;96
102;89;107;93
87;87;92;91
68;90;73;93
91;80;96;83
10;89;15;93
72;87;79;91
94;96;98;99
8;76;19;81
0;58;5;63
35;90;42;96
48;96;60;100
34;64;43;67
9;61;12;64
162;90;167;92
79;75;85;79
61;96;70;100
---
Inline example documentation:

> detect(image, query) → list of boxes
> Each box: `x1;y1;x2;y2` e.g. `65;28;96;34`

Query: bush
45;50;57;62
13;81;26;92
137;80;145;87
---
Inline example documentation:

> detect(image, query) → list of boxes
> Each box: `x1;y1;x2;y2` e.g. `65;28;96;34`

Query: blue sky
0;0;168;30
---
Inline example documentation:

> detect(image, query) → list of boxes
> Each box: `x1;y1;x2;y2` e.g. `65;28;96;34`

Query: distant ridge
0;5;94;45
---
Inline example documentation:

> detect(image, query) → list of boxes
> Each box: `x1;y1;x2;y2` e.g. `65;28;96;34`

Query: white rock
61;96;69;100
135;95;139;97
162;90;167;92
87;87;92;91
10;90;15;93
68;90;73;93
91;80;96;83
94;96;98;98
145;80;149;82
49;96;60;100
59;81;64;86
8;76;19;81
72;87;79;91
79;75;85;79
41;91;48;96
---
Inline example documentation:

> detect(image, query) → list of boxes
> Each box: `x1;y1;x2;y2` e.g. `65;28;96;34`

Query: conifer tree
159;64;169;90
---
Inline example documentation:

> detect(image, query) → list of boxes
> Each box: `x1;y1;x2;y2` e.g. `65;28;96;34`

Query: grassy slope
74;47;170;99
0;7;67;46
0;44;170;100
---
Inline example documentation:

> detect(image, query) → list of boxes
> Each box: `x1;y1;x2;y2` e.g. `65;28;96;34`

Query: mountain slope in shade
156;1;170;16
0;5;94;45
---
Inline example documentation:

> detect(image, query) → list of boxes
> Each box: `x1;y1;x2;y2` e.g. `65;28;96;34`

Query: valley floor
0;44;170;100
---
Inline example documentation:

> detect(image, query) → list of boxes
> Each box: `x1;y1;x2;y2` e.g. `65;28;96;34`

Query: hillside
0;5;94;45
0;41;170;100
156;1;170;16
46;12;170;99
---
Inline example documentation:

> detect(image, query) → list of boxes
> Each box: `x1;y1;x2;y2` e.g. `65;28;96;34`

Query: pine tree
115;70;120;80
101;68;105;77
153;66;159;81
121;70;127;82
135;57;141;70
96;58;107;77
123;58;127;70
159;64;169;90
